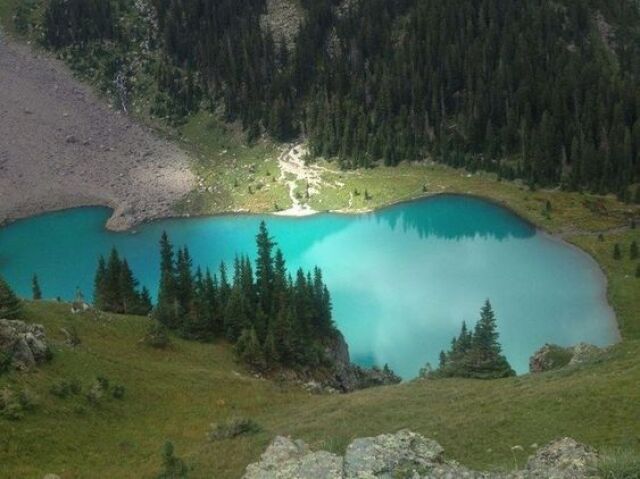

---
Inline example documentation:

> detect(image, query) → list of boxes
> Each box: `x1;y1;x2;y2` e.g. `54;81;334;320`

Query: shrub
50;380;72;399
208;417;262;441
96;376;110;391
86;382;104;406
18;388;38;412
112;385;126;400
156;441;189;479
2;401;24;421
596;448;640;479
145;321;171;349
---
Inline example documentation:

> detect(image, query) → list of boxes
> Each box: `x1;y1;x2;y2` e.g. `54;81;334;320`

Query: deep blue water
0;195;618;377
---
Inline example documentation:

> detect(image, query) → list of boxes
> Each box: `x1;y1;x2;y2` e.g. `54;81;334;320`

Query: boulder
529;343;603;374
243;436;343;479
519;437;598;478
243;431;599;479
343;429;444;478
0;319;50;371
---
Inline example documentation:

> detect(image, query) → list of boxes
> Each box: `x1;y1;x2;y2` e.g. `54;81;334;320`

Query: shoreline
0;192;624;345
0;31;195;234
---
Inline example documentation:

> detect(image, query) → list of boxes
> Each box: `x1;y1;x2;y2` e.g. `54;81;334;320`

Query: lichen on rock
243;430;599;479
0;319;51;371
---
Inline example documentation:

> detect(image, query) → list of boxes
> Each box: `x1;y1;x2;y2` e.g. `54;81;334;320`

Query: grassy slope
1;303;639;479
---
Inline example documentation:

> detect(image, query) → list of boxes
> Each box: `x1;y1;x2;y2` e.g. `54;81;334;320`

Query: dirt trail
274;144;322;216
0;31;195;231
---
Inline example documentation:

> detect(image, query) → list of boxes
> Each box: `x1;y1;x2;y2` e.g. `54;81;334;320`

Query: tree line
92;223;337;371
35;0;640;199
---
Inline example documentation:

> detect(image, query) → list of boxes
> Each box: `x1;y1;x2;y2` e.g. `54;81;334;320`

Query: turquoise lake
0;195;619;378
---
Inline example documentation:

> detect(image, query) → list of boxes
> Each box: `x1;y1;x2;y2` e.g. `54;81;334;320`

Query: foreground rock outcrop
0;319;51;371
529;343;604;373
243;430;599;479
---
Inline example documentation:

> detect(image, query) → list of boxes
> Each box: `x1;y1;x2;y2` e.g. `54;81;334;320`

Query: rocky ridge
243;430;599;479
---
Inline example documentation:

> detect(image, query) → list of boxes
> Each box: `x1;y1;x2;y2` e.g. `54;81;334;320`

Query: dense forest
32;0;640;197
93;223;338;372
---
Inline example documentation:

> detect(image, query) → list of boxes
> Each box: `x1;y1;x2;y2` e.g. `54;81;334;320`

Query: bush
208;417;262;441
50;379;82;399
112;385;126;400
145;321;171;349
597;448;640;479
18;388;38;412
86;382;105;406
156;441;189;479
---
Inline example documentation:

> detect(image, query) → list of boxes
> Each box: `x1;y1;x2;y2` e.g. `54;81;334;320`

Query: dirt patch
0;32;195;231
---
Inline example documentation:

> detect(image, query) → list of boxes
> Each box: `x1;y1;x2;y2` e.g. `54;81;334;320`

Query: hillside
0;302;639;478
4;0;640;196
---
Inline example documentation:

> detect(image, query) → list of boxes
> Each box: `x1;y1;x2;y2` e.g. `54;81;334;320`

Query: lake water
0;195;619;377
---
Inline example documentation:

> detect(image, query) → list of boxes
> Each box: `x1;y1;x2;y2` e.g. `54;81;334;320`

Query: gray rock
343;429;444;478
0;319;50;371
43;475;61;479
518;437;598;478
243;431;599;479
529;343;603;374
243;436;343;479
324;332;401;392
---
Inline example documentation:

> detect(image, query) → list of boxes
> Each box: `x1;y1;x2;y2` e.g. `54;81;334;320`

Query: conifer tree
255;221;275;315
235;327;266;371
32;274;42;300
613;243;622;260
630;240;638;260
0;276;22;320
156;232;179;328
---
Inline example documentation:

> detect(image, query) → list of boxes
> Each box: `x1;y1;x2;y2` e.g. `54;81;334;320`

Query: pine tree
156;232;179;328
94;256;107;310
255;221;275;315
0;276;22;320
32;274;42;300
630;241;638;260
235;327;266;371
613;243;622;260
467;300;515;379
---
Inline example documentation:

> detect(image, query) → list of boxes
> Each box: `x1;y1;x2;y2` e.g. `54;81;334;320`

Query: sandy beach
0;32;195;231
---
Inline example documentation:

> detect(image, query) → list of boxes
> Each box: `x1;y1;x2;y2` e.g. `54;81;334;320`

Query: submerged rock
529;343;604;373
243;431;599;479
0;319;51;371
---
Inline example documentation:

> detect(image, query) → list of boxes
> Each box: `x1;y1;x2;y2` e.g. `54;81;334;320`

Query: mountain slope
1;302;639;478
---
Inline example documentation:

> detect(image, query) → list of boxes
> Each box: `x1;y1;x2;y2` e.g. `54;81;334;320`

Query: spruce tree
255;221;275;315
468;300;515;379
630;241;638;260
156;232;179;328
613;243;622;260
0;276;22;320
94;256;107;310
32;274;42;300
235;327;266;371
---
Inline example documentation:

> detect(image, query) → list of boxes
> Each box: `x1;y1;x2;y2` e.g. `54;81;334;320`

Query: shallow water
0;195;618;377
